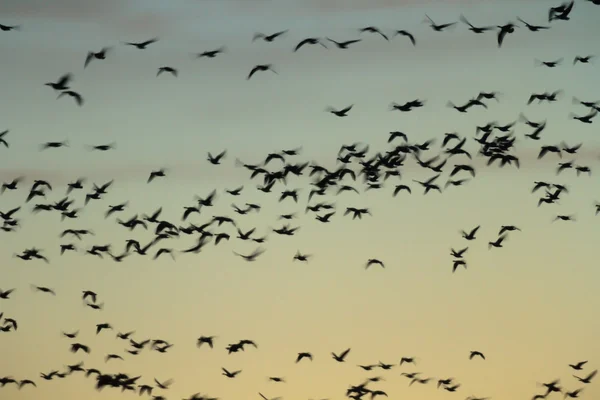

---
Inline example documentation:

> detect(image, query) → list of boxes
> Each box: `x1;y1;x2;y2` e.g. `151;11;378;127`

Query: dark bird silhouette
517;17;550;31
123;38;158;49
0;288;15;299
451;247;468;258
569;361;588;370
326;105;353;117
197;336;216;348
208;150;227;164
247;64;277;80
452;259;467;273
31;285;56;295
459;15;495;33
499;225;520;235
327;38;362;49
488;235;507;249
196;46;226;58
573;370;597;384
84;47;110;68
0;129;8;148
535;58;563;68
222;368;241;378
359;26;389;41
332;348;351;362
45;73;72;91
148;169;167;183
469;351;485;360
57;90;84;106
233;247;266;262
157;67;178;77
573;55;594;65
425;15;457;31
497;23;517;47
296;352;313;362
461;226;480;240
294;37;327;52
0;23;20;32
365;259;384;269
253;30;288;42
393;30;416;45
549;1;575;21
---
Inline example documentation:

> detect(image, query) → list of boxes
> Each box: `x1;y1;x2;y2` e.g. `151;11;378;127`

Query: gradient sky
1;0;600;400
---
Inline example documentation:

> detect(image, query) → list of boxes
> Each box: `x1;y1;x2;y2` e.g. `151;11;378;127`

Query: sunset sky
1;0;600;400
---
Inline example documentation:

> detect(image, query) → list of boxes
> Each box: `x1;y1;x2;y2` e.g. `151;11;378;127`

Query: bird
393;30;416;45
517;17;550;31
45;73;72;91
461;226;480;240
459;15;495;33
247;64;277;80
327;38;362;49
122;38;158;49
0;129;8;148
233;247;266;262
57;90;84;106
196;46;226;58
573;55;594;65
294;37;327;52
0;23;20;32
365;259;384;269
326;105;353;117
197;336;216;348
488;235;507;249
331;348;351;362
221;368;241;378
0;288;15;299
573;369;597;384
84;47;111;68
157;67;178;77
253;30;288;42
208;150;227;164
0;4;599;400
296;352;313;362
148;169;167;183
424;15;457;31
497;23;517;47
358;26;389;41
569;361;588;370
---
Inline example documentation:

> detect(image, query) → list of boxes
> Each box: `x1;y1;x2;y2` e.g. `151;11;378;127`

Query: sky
1;0;600;399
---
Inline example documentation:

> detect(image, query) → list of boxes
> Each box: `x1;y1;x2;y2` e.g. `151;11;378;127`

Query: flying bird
157;67;178;77
247;64;277;80
123;38;158;49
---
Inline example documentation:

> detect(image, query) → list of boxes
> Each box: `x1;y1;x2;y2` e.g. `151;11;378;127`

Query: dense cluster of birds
1;0;600;399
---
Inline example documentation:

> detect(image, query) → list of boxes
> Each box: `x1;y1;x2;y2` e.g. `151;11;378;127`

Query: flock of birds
1;0;600;399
